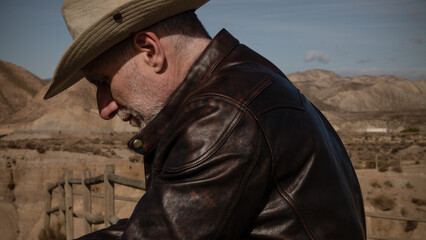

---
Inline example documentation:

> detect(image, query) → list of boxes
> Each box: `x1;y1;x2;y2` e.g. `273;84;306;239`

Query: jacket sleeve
121;97;272;239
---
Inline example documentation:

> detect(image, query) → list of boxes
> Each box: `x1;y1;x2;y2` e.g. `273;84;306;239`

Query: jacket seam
206;40;240;78
256;89;305;116
244;107;276;178
160;74;273;172
214;121;264;238
160;98;246;173
186;74;273;110
274;180;317;240
247;107;317;240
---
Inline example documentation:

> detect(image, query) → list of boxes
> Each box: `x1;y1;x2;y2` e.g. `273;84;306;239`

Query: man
45;0;366;239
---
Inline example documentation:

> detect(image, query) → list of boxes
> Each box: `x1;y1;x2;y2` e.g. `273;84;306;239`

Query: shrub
370;180;381;188
378;165;389;172
391;166;402;173
109;150;116;156
384;181;393;188
404;221;418;232
25;142;37;150
37;146;46;154
92;149;102;155
370;194;395;211
411;198;426;206
405;182;414;189
51;146;61;151
390;148;399;154
7;141;20;149
365;161;376;169
100;152;110;157
401;127;419;133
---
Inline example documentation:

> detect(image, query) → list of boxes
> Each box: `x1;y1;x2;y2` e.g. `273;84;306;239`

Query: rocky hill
0;60;137;133
288;69;426;112
288;70;426;132
1;79;137;133
0;64;425;133
0;61;47;122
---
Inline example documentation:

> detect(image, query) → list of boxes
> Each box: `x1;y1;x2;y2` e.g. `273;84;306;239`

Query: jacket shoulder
155;94;262;173
189;61;304;114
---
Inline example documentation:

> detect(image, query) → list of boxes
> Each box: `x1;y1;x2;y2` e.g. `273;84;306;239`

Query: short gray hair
148;10;211;40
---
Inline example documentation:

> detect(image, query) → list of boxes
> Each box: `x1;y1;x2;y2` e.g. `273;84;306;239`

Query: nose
96;84;118;120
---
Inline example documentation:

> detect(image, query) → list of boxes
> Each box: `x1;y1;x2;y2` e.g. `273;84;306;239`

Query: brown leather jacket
77;29;366;240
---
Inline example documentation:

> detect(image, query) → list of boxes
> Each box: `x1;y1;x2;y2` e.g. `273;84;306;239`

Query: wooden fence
365;212;426;240
44;164;145;240
44;164;426;240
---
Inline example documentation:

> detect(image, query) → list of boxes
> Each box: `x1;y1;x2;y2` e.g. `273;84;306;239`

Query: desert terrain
0;60;425;239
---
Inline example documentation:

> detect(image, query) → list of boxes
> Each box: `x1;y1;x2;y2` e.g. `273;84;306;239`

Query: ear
132;31;165;73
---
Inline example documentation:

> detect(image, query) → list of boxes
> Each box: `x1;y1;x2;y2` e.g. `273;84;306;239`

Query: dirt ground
0;131;425;240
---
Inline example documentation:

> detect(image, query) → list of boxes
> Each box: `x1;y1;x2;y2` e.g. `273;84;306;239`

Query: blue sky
0;0;425;80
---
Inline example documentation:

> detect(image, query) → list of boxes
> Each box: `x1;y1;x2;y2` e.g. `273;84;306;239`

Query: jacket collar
127;29;239;155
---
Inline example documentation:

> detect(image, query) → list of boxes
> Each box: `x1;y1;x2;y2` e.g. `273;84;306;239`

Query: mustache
117;108;144;128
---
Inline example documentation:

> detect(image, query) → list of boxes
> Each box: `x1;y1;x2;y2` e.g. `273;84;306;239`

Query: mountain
287;69;341;83
0;60;47;122
288;70;426;112
1;78;138;133
287;70;426;132
0;60;136;133
0;63;425;133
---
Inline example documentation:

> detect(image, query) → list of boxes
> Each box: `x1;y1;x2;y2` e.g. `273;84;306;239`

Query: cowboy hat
44;0;209;99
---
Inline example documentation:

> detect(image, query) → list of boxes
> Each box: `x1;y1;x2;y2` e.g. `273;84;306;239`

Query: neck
164;36;211;88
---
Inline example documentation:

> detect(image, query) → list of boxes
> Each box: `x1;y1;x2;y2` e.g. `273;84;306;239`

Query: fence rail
366;212;426;223
44;164;425;240
365;212;426;240
44;164;145;240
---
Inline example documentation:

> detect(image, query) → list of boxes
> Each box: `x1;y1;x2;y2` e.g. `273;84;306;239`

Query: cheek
110;83;129;105
119;70;146;101
109;72;134;104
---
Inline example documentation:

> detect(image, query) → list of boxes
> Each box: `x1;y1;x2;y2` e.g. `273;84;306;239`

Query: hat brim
44;0;209;99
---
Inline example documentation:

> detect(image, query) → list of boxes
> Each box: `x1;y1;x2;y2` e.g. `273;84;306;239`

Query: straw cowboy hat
44;0;209;99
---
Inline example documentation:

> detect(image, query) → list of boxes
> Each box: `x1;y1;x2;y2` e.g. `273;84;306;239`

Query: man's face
83;51;166;129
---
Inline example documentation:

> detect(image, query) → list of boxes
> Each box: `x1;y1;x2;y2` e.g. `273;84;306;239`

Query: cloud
409;37;424;44
304;50;330;64
356;58;371;64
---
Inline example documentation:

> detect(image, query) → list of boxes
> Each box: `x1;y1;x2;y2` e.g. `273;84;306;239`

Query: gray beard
117;103;164;130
